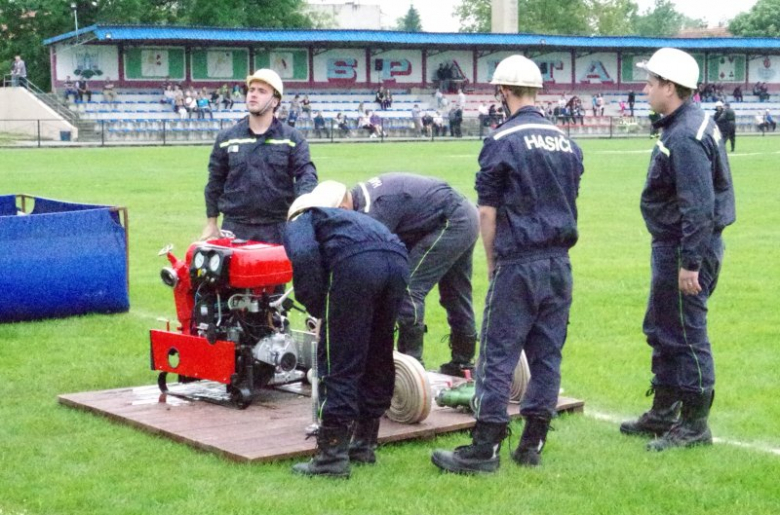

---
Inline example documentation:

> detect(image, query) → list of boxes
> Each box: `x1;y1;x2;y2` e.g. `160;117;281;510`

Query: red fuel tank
186;238;292;289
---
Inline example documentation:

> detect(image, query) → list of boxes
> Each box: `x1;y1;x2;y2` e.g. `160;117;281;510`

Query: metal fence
0;115;773;148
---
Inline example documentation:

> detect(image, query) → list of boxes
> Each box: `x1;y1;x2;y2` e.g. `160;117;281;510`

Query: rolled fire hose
386;352;432;424
509;350;531;402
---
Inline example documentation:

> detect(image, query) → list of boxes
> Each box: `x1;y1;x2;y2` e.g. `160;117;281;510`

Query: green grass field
1;137;778;515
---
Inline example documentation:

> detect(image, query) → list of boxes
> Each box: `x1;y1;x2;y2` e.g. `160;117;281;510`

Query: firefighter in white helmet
432;54;584;473
202;68;318;243
620;48;736;452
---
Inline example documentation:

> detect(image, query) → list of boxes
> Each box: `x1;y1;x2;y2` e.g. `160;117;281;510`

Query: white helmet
637;48;699;90
715;101;724;108
287;181;347;221
490;55;543;89
246;69;284;97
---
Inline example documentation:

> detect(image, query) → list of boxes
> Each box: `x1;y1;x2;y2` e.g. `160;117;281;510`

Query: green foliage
0;138;779;514
0;0;314;90
454;0;491;32
396;5;423;32
454;0;705;36
632;0;706;37
729;0;780;37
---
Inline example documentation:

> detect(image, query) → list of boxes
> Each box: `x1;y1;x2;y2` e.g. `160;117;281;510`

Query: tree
0;0;314;90
729;0;780;37
591;0;638;36
397;5;423;32
454;0;491;33
632;0;705;37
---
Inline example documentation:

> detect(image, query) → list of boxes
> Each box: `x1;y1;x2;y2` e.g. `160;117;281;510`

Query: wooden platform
58;381;584;463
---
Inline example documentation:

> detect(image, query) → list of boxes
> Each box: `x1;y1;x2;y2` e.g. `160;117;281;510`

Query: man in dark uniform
338;173;480;377
202;69;317;244
432;55;584;474
284;181;409;478
714;101;737;152
621;48;736;452
628;90;636;117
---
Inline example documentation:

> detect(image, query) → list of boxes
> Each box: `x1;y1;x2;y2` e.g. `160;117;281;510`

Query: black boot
431;421;508;474
439;332;477;378
620;386;681;437
512;416;551;467
647;390;714;452
292;423;352;478
349;417;381;465
397;324;425;365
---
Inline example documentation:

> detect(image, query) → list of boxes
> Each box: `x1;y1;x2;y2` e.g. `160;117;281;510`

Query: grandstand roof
43;24;780;51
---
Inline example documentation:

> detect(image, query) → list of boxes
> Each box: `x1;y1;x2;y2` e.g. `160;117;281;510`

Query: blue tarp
0;195;129;323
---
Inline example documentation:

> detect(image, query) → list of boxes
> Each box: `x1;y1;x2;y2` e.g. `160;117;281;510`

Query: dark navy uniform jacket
283;208;407;318
475;106;584;261
205;116;318;225
351;173;462;246
641;101;736;270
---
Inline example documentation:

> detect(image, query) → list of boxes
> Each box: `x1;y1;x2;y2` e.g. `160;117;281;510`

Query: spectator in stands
11;55;26;88
220;84;233;110
102;77;118;109
202;68;317;244
572;100;585;125
488;103;499;126
432;111;447;137
232;82;243;100
435;88;444;108
197;94;213;120
478;102;489;127
412;104;423;137
313;110;329;139
370;110;386;137
287;106;299;127
163;84;176;107
758;109;776;134
383;90;393;110
360;110;379;138
448;105;463;138
760;83;770;102
290;94;301;119
421;111;434;138
63;76;78;103
301;95;312;119
76;78;91;103
277;105;289;124
596;94;605;116
183;92;197;118
628;90;636;117
358;101;366;115
336;113;351;138
591;95;598;116
210;87;220;110
732;86;743;103
375;87;386;110
458;88;466;108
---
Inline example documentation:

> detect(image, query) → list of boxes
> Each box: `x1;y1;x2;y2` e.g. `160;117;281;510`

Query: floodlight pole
71;2;79;39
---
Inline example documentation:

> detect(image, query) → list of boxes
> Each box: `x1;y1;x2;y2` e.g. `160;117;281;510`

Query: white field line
728;150;780;157
593;149;652;154
586;409;780;457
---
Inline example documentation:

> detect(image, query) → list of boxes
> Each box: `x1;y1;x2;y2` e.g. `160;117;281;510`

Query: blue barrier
0;195;129;322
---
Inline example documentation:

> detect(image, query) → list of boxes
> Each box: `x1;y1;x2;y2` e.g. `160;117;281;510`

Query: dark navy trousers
318;250;409;424
643;234;724;394
221;219;286;244
474;255;572;423
397;198;479;338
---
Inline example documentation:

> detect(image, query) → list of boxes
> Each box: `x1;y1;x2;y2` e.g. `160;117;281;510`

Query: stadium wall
49;42;780;92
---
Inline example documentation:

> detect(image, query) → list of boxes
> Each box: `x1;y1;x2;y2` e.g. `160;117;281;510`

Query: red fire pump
150;237;317;408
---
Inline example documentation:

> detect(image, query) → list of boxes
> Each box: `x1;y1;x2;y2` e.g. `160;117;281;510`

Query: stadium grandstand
3;25;780;144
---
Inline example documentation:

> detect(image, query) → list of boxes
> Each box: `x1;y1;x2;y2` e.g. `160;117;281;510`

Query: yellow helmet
246;69;284;97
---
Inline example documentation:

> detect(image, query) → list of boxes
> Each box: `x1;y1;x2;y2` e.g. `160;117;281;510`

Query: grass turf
0;136;778;515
